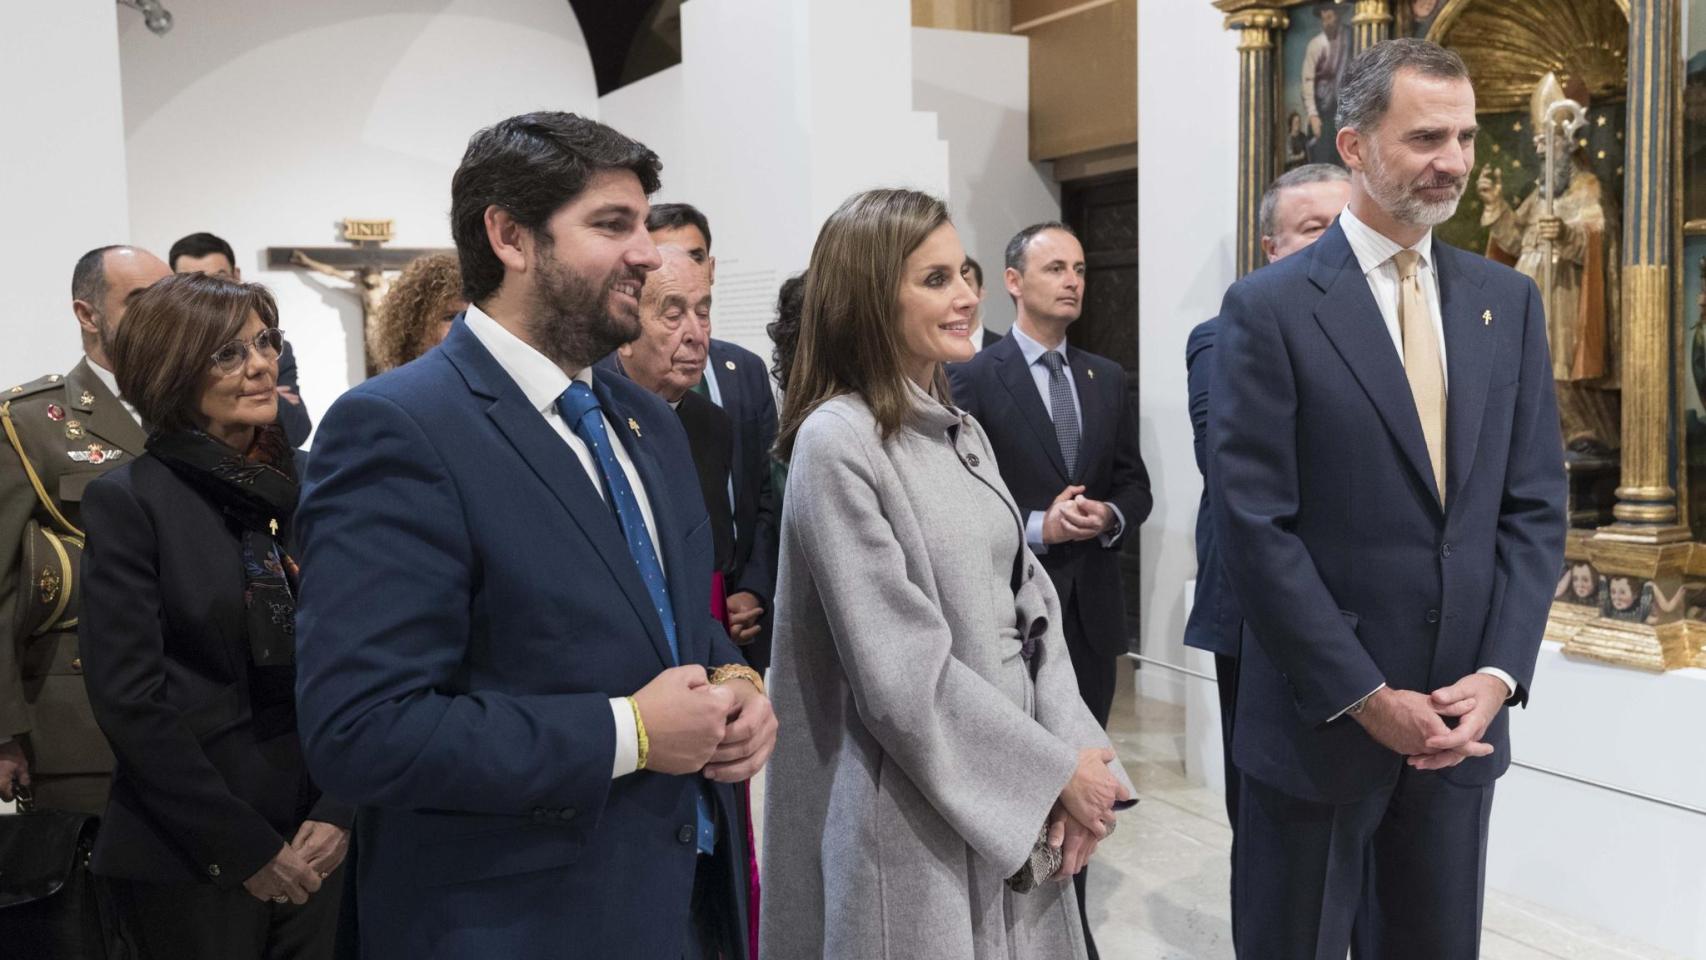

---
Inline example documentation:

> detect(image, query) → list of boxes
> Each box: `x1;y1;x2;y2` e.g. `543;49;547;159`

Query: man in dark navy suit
646;203;780;671
948;220;1152;960
1186;162;1349;949
294;112;776;960
961;255;1003;351
1210;40;1565;958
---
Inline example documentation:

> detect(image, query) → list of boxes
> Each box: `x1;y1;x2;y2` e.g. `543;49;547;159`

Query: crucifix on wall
267;219;451;378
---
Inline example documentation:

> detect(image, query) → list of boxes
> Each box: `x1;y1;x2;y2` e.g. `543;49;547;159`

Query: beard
1363;140;1466;227
526;244;646;371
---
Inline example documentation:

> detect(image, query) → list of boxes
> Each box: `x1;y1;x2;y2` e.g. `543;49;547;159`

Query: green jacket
1;357;144;776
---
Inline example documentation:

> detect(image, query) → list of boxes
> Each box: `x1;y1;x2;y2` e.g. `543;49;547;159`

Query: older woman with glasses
79;271;350;959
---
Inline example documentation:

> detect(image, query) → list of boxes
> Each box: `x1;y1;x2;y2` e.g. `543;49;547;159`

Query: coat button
558;808;577;822
531;807;547;821
1425;609;1440;624
677;825;696;844
966;454;980;467
1441;542;1453;559
207;864;221;877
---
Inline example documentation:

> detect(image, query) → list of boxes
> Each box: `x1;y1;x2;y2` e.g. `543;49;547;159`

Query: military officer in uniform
0;244;170;814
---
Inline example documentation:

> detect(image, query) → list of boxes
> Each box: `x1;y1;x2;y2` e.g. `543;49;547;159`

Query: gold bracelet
627;696;650;771
709;663;764;696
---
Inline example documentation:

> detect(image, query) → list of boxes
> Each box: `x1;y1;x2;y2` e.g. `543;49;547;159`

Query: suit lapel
1436;242;1494;511
595;375;704;667
1067;348;1104;483
442;325;674;669
994;339;1070;482
69;359;146;455
1308;224;1442;509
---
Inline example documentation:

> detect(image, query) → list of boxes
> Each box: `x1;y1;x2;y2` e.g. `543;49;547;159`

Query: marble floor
1086;662;1687;960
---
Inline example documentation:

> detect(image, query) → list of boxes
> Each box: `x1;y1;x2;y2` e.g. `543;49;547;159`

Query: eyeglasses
210;328;285;376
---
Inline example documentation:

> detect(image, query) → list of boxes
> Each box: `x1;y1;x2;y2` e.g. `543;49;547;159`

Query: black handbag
0;785;122;959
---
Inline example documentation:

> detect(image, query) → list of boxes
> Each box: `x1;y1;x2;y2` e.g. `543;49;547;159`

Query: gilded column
1610;0;1683;533
1225;8;1287;278
1349;0;1392;57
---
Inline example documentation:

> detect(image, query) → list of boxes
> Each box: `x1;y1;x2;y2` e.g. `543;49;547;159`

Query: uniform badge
45;404;65;421
724;360;736;371
78;391;95;406
65;420;85;440
38;566;61;604
48;374;61;382
68;443;120;464
8;385;21;394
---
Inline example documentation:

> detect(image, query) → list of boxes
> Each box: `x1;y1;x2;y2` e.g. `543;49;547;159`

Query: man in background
961;255;1001;351
1;245;170;813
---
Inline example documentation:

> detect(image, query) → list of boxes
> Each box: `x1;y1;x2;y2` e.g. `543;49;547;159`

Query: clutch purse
1006;826;1064;894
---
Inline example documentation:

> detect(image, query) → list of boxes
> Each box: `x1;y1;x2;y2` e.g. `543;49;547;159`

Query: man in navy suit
294;112;777;960
1210;40;1565;958
948;221;1152;960
646;202;780;671
961;255;1004;351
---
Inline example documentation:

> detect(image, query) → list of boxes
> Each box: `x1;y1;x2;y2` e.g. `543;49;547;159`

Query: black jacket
79;452;350;888
706;340;780;669
1184;317;1242;657
949;334;1153;658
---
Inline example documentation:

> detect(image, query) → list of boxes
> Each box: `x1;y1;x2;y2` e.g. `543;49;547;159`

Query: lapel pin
269;518;279;537
627;417;643;437
724;360;736;371
1482;309;1492;326
66;420;85;440
1087;369;1096;380
79;391;95;407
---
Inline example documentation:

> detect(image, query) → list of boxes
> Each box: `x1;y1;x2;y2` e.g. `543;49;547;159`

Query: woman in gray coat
761;189;1135;960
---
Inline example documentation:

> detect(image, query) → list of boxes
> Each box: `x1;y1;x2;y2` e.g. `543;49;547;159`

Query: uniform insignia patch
65;420;85;440
78;391;96;406
45;404;65;421
68;444;121;464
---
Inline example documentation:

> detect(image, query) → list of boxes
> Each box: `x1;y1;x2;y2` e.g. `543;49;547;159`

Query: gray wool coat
760;386;1134;960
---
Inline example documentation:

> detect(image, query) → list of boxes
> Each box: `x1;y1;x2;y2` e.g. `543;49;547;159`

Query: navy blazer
1209;221;1566;804
274;339;312;447
948;334;1153;658
294;320;749;960
1184;317;1241;657
707;338;781;670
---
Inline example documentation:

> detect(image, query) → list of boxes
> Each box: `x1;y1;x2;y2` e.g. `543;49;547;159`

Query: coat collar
68;358;147;456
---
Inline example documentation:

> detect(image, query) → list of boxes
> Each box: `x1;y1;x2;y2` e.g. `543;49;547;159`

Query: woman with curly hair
369;253;465;371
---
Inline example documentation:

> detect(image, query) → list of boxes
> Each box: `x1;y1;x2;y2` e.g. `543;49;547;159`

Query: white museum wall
0;2;131;387
117;0;598;440
911;27;1061;338
1135;0;1239;706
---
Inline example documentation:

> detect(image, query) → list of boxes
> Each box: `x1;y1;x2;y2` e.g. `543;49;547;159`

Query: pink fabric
740;783;761;960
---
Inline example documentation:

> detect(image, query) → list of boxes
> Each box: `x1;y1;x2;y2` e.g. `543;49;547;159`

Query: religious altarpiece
1212;0;1706;671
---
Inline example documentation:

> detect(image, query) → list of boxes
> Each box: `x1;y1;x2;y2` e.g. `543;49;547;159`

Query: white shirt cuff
609;698;639;778
1476;667;1517;701
1330;682;1386;723
1099;503;1126;547
1025;511;1048;554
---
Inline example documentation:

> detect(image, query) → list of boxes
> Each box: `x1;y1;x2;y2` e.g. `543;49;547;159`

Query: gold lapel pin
79;391;95;406
1482;309;1492;326
1087;369;1096;380
627;417;643;437
269;519;279;536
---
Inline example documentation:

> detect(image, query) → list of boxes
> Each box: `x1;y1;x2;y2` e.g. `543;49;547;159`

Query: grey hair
1004;220;1077;275
71;245;131;313
1258;164;1351;238
1335;38;1470;135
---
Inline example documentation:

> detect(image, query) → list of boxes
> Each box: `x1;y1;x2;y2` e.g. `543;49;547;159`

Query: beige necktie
1392;249;1446;504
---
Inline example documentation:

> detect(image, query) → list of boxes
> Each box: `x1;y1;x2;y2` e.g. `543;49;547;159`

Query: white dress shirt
1006;324;1125;554
88;359;143;426
464;304;655;777
1331;207;1516;712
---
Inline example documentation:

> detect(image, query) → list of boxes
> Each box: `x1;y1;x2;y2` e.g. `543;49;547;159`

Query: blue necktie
557;381;714;854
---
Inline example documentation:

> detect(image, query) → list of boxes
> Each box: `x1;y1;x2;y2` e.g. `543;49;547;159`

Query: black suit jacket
80;453;349;887
1184;318;1241;657
1210;222;1566;803
948;334;1153;658
275;340;312;447
676;389;737;577
707;340;780;669
980;327;1002;351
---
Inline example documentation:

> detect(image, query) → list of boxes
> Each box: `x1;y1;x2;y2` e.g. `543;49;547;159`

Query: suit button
207;864;221;878
966;454;981;467
1441;542;1454;559
677;825;696;845
558;808;577;822
1425;609;1440;624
